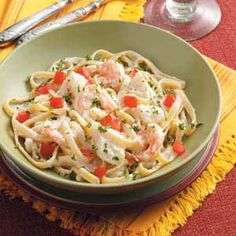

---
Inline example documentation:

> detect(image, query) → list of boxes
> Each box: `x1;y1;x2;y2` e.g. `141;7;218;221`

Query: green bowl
0;21;221;194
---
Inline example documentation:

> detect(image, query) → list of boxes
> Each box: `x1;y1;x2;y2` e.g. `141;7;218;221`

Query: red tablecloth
0;1;235;235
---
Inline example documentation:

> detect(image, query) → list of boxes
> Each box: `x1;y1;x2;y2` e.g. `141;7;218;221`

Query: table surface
0;0;236;235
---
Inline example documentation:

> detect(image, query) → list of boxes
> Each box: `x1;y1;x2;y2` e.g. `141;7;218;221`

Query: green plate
0;21;221;194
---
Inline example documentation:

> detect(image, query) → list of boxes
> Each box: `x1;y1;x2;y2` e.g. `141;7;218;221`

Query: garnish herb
85;135;92;142
124;169;129;179
196;123;203;128
91;97;101;108
77;86;80;93
112;156;119;161
190;122;203;129
63;93;72;105
85;55;92;61
138;64;149;72
152;106;159;115
86;123;92;128
98;125;108;133
71;155;76;161
132;173;142;180
26;75;31;83
164;135;175;146
128;160;139;173
69;170;77;181
132;122;140;132
49;117;58;121
178;123;185;130
92;145;98;152
121;119;127;124
54;58;66;71
162;89;174;95
103;143;108;153
148;81;154;88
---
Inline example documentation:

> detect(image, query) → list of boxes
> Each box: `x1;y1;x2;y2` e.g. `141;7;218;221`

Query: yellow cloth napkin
0;1;236;235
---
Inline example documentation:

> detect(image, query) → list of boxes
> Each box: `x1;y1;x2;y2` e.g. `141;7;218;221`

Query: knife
16;0;106;46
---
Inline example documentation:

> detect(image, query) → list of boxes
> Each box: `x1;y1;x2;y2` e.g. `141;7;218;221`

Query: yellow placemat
0;1;236;235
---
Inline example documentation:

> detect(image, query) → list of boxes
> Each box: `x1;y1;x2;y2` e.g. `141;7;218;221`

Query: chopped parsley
77;85;80;93
85;135;92;142
49;116;58;121
99;81;104;87
92;145;98;152
138;64;149;72
121;119;127;124
86;123;92;128
128;160;139;173
178;123;185;130
162;89;174;95
103;143;108;153
54;58;66;71
71;155;76;161
112;156;120;161
69;170;77;181
85;55;92;61
196;123;203;128
164;135;175;146
132;173;142;180
148;81;154;88
98;125;108;133
124;169;129;179
132;122;140;132
26;75;31;83
63;93;72;105
190;122;203;129
91;97;101;108
152;106;159;115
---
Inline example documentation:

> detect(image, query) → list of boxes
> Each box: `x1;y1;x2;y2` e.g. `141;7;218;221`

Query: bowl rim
0;20;222;190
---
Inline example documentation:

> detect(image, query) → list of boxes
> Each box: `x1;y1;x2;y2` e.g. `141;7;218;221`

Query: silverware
0;0;73;47
16;0;106;46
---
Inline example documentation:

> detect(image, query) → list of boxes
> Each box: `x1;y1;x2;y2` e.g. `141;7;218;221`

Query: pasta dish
3;50;201;184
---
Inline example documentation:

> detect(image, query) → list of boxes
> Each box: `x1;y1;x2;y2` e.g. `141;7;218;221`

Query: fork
0;0;74;47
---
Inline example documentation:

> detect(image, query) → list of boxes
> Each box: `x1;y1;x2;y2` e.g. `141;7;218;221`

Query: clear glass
144;0;221;41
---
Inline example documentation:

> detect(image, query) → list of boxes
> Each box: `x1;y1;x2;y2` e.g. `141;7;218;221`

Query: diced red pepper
127;156;136;165
40;142;56;159
163;94;175;107
87;79;94;84
94;166;106;179
123;95;138;108
16;112;30;123
53;71;67;85
75;67;90;79
35;84;51;94
100;115;121;131
129;68;138;78
80;148;95;162
172;140;185;155
50;97;64;109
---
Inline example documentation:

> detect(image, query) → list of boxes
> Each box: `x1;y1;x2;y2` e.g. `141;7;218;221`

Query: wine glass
144;0;221;41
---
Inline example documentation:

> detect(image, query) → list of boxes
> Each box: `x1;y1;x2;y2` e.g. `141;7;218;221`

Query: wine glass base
144;0;222;41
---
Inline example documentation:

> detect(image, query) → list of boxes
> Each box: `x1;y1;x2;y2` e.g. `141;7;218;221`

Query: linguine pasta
3;50;200;184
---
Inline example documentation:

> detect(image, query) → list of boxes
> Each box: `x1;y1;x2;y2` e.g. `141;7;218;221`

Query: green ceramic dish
0;21;221;194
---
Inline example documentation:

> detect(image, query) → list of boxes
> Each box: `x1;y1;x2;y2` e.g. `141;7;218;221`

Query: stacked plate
0;21;221;212
0;128;219;212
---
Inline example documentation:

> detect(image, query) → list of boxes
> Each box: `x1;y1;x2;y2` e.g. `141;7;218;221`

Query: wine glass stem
166;0;197;21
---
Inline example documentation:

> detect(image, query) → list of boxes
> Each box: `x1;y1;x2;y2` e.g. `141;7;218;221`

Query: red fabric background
0;0;235;235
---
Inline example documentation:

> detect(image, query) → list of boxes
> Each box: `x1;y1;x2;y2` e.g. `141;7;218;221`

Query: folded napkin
0;1;236;235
